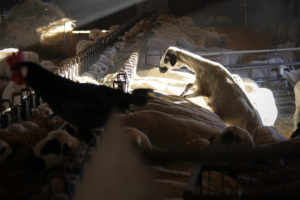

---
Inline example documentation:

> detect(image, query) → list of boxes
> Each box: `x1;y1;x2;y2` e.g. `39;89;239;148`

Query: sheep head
33;130;80;169
159;47;178;73
210;126;255;150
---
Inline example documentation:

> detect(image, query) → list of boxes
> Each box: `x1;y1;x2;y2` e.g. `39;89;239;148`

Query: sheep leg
294;108;299;130
182;91;201;98
180;83;194;97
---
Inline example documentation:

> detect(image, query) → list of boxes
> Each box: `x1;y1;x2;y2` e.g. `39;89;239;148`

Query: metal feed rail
195;47;300;56
0;15;144;129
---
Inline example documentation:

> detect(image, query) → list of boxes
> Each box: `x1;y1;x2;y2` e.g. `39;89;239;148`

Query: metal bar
227;61;300;70
195;47;300;56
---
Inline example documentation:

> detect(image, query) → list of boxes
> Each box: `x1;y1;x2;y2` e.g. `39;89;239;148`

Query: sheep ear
170;54;177;66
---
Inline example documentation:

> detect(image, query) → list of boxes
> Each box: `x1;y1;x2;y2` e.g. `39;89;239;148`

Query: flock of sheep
0;11;299;199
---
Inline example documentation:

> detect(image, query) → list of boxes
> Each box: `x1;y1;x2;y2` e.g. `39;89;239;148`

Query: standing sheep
159;46;262;134
293;81;300;130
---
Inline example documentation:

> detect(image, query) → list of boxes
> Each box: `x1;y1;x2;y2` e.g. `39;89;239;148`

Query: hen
7;50;151;141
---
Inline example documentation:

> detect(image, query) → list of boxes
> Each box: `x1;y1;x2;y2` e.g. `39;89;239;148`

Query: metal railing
0;10;12;22
0;15;143;129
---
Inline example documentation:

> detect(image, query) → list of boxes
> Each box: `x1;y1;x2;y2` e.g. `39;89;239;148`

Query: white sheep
73;74;100;85
246;58;285;80
252;126;286;145
209;126;255;150
109;24;120;32
119;96;226;152
159;46;262;134
89;29;108;41
242;77;278;126
40;60;58;72
293;81;300;130
284;69;300;87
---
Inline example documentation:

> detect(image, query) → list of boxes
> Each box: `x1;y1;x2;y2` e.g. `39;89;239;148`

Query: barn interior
0;0;300;199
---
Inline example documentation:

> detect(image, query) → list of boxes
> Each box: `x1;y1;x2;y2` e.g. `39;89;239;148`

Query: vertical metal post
242;0;248;27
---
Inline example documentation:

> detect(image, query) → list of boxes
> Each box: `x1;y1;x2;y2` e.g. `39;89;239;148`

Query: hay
0;0;66;48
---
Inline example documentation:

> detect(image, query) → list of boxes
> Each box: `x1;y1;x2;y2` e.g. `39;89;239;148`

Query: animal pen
0;2;300;199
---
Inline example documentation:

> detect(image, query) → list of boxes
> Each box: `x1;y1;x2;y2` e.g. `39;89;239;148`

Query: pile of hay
0;0;67;48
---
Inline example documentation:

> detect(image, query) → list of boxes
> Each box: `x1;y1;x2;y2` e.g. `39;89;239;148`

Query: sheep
209;126;255;150
33;130;80;169
293;81;300;130
76;39;94;55
73;74;100;85
284;69;300;87
0;122;47;155
31;103;65;131
159;46;262;134
113;41;126;51
89;28;108;41
124;20;148;40
39;60;58;72
252;126;286;145
246;58;285;80
119;106;224;152
123;127;153;152
109;24;120;32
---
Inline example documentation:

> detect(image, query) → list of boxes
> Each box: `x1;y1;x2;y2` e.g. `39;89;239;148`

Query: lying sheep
40;60;58;72
0;121;47;149
118;97;226;152
123;127;153;152
33;130;80;169
159;46;262;134
89;29;108;41
76;40;94;55
252;126;286;145
31;103;65;132
242;78;278;126
284;69;300;87
209;126;255;150
245;58;285;80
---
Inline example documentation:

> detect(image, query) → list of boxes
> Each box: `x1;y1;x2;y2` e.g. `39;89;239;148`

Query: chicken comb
6;50;27;70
